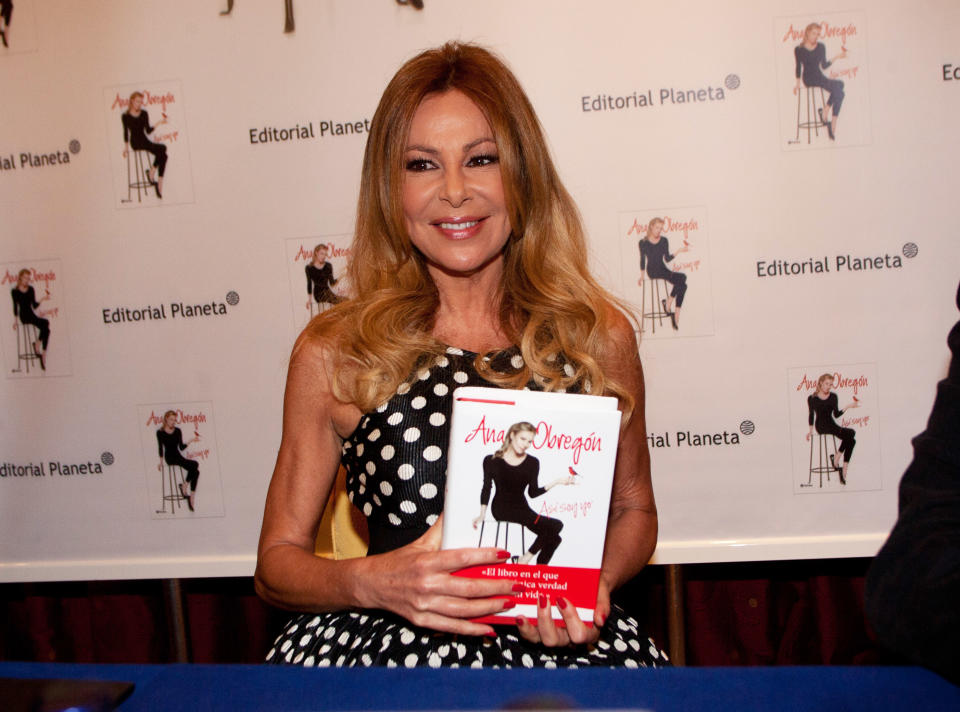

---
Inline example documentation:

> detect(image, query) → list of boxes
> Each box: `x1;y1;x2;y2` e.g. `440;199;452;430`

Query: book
441;386;622;625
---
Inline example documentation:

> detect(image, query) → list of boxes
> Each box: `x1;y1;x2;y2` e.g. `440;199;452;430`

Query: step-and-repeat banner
1;0;958;580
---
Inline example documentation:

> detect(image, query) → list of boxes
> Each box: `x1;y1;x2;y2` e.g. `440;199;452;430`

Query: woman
638;217;688;330
156;410;200;512
793;22;847;140
806;373;859;484
10;268;50;371
256;42;662;668
122;91;168;198
305;243;343;313
471;422;575;565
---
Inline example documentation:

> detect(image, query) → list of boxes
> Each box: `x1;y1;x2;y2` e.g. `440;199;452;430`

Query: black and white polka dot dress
266;346;668;669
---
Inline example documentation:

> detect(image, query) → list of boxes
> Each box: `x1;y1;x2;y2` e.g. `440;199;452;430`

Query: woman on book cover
10;268;50;370
472;422;575;565
257;42;664;669
793;22;847;140
156;410;200;512
806;373;858;484
638;217;688;330
305;244;342;311
122;91;168;198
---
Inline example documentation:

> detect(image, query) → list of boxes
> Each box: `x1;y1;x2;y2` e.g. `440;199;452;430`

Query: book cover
442;386;622;625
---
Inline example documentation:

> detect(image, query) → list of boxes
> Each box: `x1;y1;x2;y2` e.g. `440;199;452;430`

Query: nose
439;166;468;207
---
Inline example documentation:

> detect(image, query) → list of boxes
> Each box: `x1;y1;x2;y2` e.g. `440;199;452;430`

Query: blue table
1;662;957;711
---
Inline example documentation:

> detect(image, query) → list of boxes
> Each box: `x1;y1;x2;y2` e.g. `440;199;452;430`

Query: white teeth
439;221;478;230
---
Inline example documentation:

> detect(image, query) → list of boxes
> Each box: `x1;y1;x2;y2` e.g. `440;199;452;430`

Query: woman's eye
405;158;435;172
467;154;499;167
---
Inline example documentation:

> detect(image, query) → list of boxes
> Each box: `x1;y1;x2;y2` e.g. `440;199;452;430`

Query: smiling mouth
439;220;478;230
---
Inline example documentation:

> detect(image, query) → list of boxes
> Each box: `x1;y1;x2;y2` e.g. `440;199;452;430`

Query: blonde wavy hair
304;42;636;417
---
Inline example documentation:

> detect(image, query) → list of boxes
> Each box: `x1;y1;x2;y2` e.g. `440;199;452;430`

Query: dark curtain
0;559;889;665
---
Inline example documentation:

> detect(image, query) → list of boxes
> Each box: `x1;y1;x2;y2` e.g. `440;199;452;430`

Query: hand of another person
359;514;520;636
805;431;812;441
515;580;610;647
122;148;128;158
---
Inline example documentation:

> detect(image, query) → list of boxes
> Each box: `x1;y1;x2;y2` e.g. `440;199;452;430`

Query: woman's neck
503;451;526;466
429;259;511;353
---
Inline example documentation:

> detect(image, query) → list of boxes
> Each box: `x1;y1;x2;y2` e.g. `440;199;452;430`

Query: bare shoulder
284;330;361;440
599;304;641;371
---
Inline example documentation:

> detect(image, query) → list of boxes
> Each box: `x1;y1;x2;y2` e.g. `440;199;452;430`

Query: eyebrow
404;137;497;154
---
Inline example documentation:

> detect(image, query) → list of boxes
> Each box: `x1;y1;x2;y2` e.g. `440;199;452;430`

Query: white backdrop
1;0;958;581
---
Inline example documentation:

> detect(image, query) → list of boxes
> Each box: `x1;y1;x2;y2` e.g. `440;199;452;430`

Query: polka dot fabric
267;607;668;669
341;348;521;551
267;347;668;669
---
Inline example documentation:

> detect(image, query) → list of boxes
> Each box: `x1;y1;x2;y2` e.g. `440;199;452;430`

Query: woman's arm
594;310;657;602
517;309;657;646
255;335;517;634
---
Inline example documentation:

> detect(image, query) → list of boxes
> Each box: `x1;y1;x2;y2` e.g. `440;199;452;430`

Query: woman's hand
357;515;521;636
805;430;812;441
472;504;487;530
515;580;610;647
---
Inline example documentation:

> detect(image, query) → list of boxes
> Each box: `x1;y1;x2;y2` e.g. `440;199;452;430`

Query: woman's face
314;247;328;263
509;429;535;456
401;89;511;281
164;414;177;429
818;377;833;395
805;26;820;44
17;273;30;289
648;222;663;239
130;95;143;112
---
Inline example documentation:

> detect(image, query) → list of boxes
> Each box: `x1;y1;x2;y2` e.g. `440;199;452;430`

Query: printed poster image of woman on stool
806;373;859;484
793;22;847;141
638;217;689;330
156;410;201;512
10;268;51;372
472;422;576;565
305;244;344;317
122;91;169;199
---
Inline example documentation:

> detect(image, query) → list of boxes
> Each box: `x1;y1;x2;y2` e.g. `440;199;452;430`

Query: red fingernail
497;550;511;559
515;616;525;627
484;629;497;638
598;613;607;626
502;599;516;610
538;594;546;608
512;583;526;592
557;597;567;610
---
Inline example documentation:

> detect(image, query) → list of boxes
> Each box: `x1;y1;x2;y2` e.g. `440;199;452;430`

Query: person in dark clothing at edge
122;91;169;198
472;422;576;565
806;373;859;484
638;217;689;330
865;281;960;686
11;268;51;370
157;410;201;512
793;22;847;140
305;243;343;313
